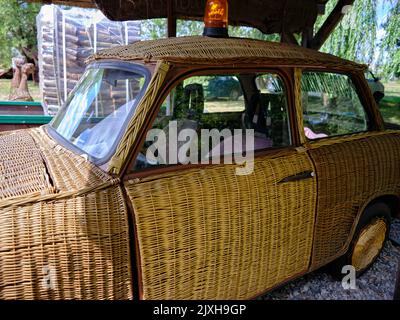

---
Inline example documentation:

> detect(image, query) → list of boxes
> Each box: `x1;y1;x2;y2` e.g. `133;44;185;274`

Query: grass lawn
0;79;41;101
380;80;400;125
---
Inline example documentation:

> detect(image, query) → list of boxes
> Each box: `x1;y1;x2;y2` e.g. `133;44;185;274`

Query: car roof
88;36;366;72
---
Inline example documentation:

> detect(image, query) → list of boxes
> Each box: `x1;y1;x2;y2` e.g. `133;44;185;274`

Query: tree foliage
229;26;279;42
315;0;378;65
380;0;400;78
0;0;41;68
141;18;280;41
140;18;167;40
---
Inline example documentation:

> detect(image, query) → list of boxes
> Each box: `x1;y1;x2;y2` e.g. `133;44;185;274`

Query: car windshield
50;63;149;162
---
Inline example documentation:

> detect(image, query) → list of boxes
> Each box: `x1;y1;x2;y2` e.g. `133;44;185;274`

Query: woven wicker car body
1;36;399;300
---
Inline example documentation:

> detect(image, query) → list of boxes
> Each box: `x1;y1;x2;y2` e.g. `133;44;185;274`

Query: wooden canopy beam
167;0;177;37
86;0;322;36
309;0;355;50
302;27;314;47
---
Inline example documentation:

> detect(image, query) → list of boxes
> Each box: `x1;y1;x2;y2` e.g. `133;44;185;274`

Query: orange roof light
203;0;229;38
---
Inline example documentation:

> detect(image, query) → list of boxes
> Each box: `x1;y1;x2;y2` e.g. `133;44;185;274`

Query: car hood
0;127;112;202
0;129;55;200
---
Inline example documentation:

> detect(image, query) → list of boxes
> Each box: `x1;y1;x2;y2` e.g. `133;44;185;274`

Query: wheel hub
351;218;387;271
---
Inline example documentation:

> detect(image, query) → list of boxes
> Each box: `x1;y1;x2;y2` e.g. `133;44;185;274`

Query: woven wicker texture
0;127;111;198
309;132;400;269
30;127;112;192
89;36;365;71
125;152;316;300
0;130;55;200
0;127;132;299
351;218;386;271
109;61;170;174
0;184;132;300
294;68;307;145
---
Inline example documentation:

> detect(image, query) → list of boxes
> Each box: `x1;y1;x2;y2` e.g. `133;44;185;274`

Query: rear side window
301;72;369;140
131;72;291;172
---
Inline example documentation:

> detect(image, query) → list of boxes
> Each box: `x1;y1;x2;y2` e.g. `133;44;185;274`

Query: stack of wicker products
37;5;141;115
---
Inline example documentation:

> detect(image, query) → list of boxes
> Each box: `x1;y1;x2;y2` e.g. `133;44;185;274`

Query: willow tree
380;0;400;78
315;0;378;65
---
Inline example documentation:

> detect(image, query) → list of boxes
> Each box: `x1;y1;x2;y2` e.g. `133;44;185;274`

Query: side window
132;72;291;171
301;72;369;140
254;74;290;148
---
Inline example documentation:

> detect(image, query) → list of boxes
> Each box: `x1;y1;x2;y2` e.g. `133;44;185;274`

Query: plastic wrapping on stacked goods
36;5;141;115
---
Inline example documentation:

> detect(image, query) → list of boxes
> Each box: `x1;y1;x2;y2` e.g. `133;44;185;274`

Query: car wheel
328;202;391;279
230;89;240;101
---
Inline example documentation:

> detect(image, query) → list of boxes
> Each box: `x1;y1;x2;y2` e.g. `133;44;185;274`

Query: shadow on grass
379;95;400;126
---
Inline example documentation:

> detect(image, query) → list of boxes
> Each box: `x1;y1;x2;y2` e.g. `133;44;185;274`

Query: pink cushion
304;127;328;139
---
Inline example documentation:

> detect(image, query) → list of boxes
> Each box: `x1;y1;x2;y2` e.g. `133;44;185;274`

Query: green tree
379;0;399;78
0;0;41;68
315;0;378;65
140;18;167;40
229;26;279;42
141;18;280;41
177;19;203;36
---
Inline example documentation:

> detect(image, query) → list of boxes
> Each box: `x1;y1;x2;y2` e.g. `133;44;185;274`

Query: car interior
134;73;291;170
301;72;369;139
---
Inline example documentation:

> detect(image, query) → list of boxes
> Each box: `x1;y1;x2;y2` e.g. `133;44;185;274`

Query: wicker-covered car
0;36;399;300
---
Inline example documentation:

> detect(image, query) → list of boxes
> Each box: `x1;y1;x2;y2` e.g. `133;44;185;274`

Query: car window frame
123;66;298;178
47;60;152;167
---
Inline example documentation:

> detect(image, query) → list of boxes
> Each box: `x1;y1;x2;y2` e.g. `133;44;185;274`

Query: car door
123;69;317;299
298;69;400;270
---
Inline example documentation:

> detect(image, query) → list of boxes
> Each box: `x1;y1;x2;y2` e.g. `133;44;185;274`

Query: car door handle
279;170;315;184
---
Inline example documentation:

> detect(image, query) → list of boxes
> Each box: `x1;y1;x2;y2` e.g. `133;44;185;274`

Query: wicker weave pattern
0;185;132;299
294;68;307;145
0;127;111;198
109;61;170;174
30;127;112;191
0;130;55;200
125;152;316;300
309;132;400;268
89;36;365;71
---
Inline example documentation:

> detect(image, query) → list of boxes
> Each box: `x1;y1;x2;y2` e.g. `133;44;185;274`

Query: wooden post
167;0;177;37
280;32;299;46
310;0;355;50
302;27;313;48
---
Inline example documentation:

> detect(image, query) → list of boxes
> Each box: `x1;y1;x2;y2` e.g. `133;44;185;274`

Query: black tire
328;202;392;279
